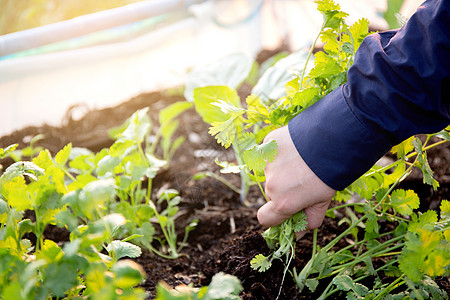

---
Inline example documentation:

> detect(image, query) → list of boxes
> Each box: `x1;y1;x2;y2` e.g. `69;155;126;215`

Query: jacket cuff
288;86;392;191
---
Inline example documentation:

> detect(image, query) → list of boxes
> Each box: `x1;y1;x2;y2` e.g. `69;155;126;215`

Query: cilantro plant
190;52;304;203
156;272;243;300
0;146;147;299
290;133;449;299
0;104;196;297
190;0;450;298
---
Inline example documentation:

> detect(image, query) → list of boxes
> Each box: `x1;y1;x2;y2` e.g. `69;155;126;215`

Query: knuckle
271;199;295;217
306;217;324;230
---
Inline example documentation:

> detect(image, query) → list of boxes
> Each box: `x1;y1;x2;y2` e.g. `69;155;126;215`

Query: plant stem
327;202;366;213
373;274;406;300
232;143;249;203
198;171;241;194
300;19;326;89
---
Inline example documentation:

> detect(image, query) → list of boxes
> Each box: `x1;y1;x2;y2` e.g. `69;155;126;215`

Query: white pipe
0;0;204;57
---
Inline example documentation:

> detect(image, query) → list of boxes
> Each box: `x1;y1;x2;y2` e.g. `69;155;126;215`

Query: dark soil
0;47;449;299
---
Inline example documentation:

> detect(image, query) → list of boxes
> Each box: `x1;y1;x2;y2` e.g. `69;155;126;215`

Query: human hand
257;125;336;238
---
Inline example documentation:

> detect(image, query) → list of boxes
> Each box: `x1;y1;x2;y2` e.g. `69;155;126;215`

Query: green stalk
232;142;249;204
327;202;366;213
373;274;406;300
198;171;240;194
300;18;326;89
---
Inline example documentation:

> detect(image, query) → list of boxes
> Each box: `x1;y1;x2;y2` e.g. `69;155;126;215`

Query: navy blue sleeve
288;0;450;191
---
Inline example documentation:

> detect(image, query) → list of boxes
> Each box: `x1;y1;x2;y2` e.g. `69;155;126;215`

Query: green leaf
1;161;45;182
206;272;243;299
94;213;127;235
384;0;405;29
305;278;319;293
413;137;439;190
111;259;146;289
212;100;245;115
208;113;243;148
347;18;370;51
0;144;18;160
308;51;342;80
440;199;450;220
332;275;353;291
32;149;53;169
54;143;72;166
193;86;241;124
106;240;142;260
79;179;116;218
37;239;64;263
364;210;379;239
159;101;193;125
390;189;420;216
250;254;272;272
292;87;320;109
252;49;310;102
44;262;78;297
408;211;438;233
391;136;414;159
1;176;33;211
96;155;121;177
316;0;340;13
246;94;270;124
215;159;244;174
292;211;308;232
119;108;151;144
243;139;278;173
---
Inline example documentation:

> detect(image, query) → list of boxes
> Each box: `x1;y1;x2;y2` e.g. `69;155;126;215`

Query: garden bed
1;70;449;298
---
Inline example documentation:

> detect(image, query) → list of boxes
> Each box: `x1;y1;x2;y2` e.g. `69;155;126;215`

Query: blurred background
0;0;423;136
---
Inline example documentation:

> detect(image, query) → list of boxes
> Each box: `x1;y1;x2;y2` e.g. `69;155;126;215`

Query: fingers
257;124;336;239
294;200;331;239
257;200;297;228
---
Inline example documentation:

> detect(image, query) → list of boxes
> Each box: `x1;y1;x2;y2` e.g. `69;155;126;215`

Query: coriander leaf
292;211;308;232
44;262;78;297
252;49;310;102
332;275;353;291
305;279;319;293
413;137;439;190
348;18;370;51
292;87;320;109
390;189;419;216
440;199;450;220
408;211;438;233
423;244;450;277
308;52;342;80
215;158;244;174
193;86;241;124
119;108;151;144
250;254;272;272
364;210;379;239
246;94;269;124
0;144;17;160
106;240;142;260
112;260;146;289
391;137;415;159
1;176;33;211
159;101;193;125
206;272;243;299
54;143;72;166
212;100;245;115
209;112;243;148
243;139;278;173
